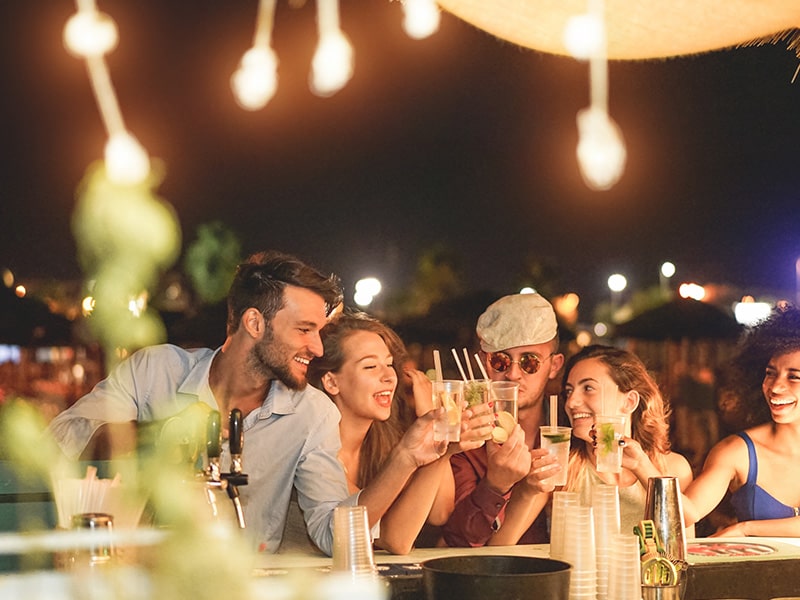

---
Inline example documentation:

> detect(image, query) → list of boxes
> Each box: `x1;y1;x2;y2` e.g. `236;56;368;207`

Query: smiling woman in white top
308;311;489;554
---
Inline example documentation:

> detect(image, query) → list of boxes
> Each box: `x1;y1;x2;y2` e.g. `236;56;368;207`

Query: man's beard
250;326;307;391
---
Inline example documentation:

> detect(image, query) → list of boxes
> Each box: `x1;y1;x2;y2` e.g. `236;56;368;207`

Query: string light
401;0;441;40
64;0;151;185
569;0;627;191
563;13;603;60
104;131;151;185
231;0;279;110
310;0;354;97
63;6;118;57
576;106;626;191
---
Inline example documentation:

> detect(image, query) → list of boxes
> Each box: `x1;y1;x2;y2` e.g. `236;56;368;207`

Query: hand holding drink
539;425;571;486
595;415;626;473
432;380;464;443
489;381;519;444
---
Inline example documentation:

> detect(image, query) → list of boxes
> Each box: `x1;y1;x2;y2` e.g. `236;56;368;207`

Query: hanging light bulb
310;0;354;97
310;29;354;97
231;46;279;110
402;0;441;40
104;131;151;185
563;12;604;60
576;106;627;191
232;0;279;110
63;8;119;57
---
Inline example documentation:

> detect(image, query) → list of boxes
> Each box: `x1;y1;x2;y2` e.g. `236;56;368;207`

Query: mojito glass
464;379;490;408
596;415;626;473
490;381;519;443
432;380;464;443
540;425;572;486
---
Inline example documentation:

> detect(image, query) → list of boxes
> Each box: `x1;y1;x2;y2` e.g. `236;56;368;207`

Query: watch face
687;541;777;557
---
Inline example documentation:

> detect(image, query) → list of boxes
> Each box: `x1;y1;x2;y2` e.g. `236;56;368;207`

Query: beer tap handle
223;408;248;487
229;408;243;464
206;410;222;481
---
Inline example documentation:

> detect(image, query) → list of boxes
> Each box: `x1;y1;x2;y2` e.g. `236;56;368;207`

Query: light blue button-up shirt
48;344;355;555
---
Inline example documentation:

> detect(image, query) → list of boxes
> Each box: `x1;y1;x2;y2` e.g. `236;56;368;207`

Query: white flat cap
476;293;558;353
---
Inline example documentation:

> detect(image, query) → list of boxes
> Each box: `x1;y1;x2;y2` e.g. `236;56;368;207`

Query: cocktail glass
432;380;464;443
464;379;492;440
490;381;518;443
539;425;571;486
595;415;626;473
464;379;490;408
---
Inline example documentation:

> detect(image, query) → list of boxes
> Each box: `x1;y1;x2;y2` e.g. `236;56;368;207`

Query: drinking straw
450;348;468;382
474;353;490;381
550;394;558;428
433;349;443;382
601;383;606;415
462;348;475;381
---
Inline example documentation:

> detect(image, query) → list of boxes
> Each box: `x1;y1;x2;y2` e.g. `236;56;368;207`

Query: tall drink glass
539;426;571;486
595;415;626;473
490;381;518;443
464;379;490;408
432;380;464;443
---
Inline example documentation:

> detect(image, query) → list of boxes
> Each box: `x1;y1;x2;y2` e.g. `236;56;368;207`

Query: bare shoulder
703;432;749;466
664;450;693;484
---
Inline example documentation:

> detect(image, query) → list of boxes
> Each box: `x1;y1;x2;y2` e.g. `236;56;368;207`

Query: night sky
2;1;799;314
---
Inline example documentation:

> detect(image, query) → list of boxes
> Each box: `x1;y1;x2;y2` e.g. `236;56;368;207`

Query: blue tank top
729;432;800;521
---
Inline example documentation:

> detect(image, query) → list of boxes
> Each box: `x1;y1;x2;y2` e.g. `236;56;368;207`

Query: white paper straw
432;350;443;382
463;348;475;380
450;348;468;382
474;353;490;380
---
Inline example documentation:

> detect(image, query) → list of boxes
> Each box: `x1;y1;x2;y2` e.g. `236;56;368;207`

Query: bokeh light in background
734;296;771;326
354;277;382;307
679;282;706;301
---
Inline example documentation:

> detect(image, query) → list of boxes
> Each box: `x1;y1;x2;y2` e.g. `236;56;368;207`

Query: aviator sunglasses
487;351;554;375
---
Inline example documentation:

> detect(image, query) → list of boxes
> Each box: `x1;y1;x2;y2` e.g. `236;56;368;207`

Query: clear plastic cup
432;380;464;443
607;533;642;600
490;381;519;443
464;379;490;408
540;426;571;486
595;415;626;473
332;505;376;577
550;491;579;560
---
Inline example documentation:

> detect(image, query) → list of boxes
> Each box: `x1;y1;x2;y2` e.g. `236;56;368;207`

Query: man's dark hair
226;250;343;334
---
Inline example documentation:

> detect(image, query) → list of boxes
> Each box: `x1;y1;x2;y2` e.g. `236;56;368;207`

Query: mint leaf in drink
464;381;487;407
543;432;570;444
598;422;616;454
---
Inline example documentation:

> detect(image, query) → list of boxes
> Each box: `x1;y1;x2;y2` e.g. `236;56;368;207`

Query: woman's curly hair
722;302;800;426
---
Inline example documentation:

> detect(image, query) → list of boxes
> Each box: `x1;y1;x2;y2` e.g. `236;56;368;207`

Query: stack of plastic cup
561;505;597;600
550;491;580;561
592;484;621;600
607;533;643;600
332;506;377;580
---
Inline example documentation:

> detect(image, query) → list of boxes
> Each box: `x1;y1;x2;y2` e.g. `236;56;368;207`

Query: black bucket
422;555;571;600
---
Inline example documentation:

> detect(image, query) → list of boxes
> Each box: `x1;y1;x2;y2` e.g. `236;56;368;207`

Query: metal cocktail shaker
642;477;688;600
644;477;686;563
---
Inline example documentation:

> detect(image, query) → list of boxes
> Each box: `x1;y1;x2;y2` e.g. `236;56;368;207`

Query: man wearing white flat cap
442;293;565;546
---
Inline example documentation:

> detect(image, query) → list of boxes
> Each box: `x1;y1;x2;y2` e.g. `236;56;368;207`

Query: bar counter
255;538;800;600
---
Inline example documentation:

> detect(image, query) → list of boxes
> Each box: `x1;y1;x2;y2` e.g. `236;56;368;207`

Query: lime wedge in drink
542;432;570;444
495;411;516;434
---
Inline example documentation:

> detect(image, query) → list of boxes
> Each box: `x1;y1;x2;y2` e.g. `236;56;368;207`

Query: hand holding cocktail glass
594;414;626;473
538;394;571;486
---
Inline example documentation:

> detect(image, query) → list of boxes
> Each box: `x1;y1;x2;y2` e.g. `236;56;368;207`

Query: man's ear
549;353;565;379
241;308;264;338
321;372;339;396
